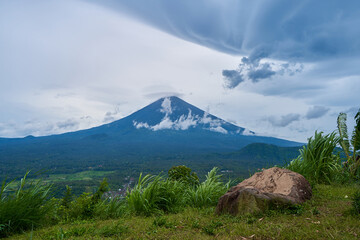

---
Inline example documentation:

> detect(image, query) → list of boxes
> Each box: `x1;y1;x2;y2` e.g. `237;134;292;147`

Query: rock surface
216;167;312;215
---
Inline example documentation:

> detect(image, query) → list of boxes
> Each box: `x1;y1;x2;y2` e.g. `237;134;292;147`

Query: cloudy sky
0;0;359;142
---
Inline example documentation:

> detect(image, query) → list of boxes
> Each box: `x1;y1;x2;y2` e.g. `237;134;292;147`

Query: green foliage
187;167;230;208
0;172;54;238
337;109;360;178
287;131;341;184
94;198;128;219
351;189;360;215
60;185;72;209
126;167;229;215
61;178;109;220
168;165;199;186
126;174;187;215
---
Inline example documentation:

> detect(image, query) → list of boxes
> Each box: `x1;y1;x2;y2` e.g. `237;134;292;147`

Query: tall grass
187;167;230;208
94;198;128;219
126;168;230;215
126;174;187;215
0;172;54;238
287;131;341;184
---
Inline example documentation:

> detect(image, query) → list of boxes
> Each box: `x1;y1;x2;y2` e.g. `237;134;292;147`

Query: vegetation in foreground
1;109;360;239
6;184;360;240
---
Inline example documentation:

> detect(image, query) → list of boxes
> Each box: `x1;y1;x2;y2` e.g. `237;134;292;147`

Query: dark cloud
222;54;303;88
248;63;276;82
222;70;244;89
95;1;360;61
267;113;301;127
305;106;329;119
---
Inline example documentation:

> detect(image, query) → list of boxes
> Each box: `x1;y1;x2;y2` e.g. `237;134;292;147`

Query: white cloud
209;126;228;134
160;97;173;115
132;110;231;134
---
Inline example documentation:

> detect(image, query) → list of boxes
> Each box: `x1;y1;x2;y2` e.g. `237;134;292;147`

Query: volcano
0;96;301;177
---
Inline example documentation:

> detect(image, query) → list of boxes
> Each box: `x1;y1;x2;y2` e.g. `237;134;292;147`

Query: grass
287;131;342;184
6;184;360;240
0;172;54;238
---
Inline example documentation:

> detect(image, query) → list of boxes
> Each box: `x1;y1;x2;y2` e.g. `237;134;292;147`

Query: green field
43;170;116;183
7;170;117;197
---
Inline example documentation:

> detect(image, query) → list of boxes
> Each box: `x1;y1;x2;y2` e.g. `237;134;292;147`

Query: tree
168;165;199;186
60;185;72;209
337;109;360;178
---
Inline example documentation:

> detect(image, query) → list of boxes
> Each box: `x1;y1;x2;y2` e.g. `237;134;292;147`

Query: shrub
287;131;341;184
0;172;54;238
63;178;109;220
168;165;199;186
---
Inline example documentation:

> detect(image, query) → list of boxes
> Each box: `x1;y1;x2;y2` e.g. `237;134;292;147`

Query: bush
168;165;199;186
287;131;341;184
0;172;54;238
60;178;109;220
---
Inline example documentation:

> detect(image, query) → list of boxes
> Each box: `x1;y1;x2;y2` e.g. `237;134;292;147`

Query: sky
0;0;359;142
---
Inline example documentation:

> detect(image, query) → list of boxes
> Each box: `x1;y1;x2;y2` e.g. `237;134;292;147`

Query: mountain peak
127;96;251;135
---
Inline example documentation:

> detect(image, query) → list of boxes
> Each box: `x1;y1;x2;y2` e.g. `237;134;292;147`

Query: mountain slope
0;96;302;180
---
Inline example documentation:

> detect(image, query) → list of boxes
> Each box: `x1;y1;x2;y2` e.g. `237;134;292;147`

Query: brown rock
216;167;312;215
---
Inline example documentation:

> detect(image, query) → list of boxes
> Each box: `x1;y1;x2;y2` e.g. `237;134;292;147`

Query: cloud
222;70;244;89
266;113;301;127
56;119;79;129
94;1;360;61
222;56;303;88
133;99;229;134
144;92;184;100
103;105;125;123
160;97;173;115
248;63;276;82
305;106;329;119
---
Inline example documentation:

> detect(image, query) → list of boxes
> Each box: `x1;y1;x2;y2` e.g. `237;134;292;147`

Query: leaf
351;109;360;158
337;113;350;160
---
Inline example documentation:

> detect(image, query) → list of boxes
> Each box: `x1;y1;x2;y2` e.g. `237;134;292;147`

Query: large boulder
216;167;312;215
